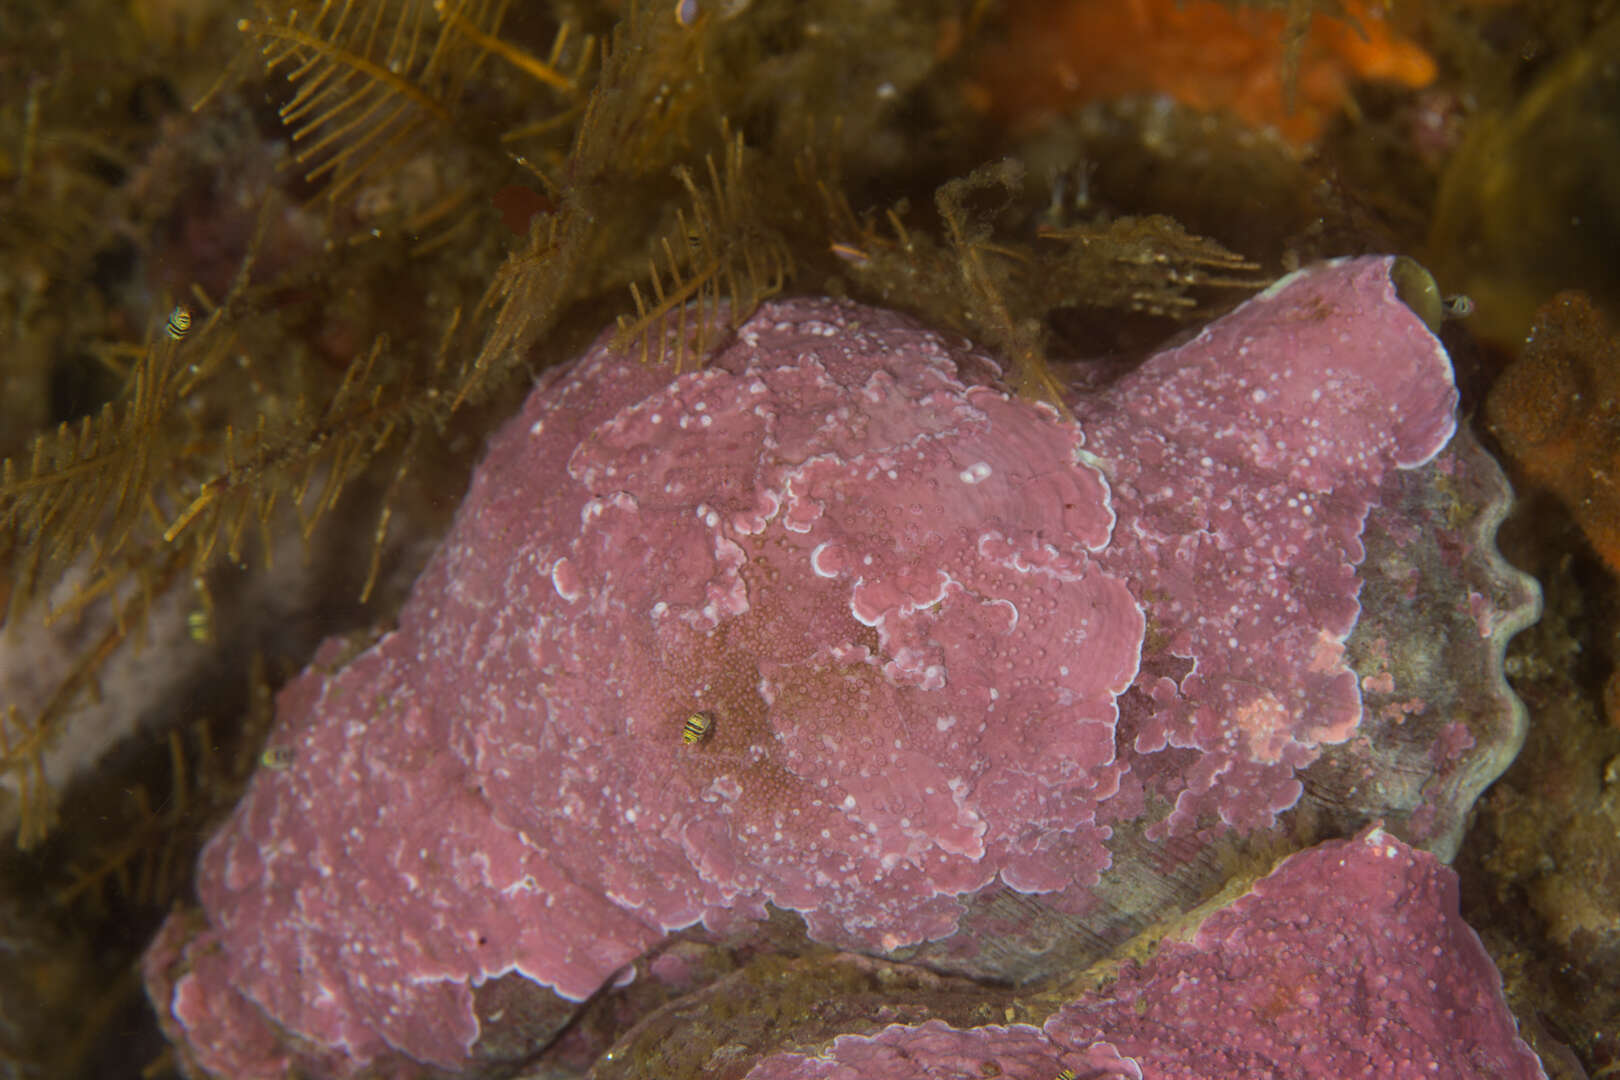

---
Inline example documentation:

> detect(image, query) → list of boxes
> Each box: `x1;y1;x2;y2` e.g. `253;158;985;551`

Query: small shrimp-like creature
682;710;713;745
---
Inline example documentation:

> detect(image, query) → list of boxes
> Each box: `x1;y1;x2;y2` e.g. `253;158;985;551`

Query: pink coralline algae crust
1048;829;1546;1079
742;830;1546;1080
1077;255;1458;838
743;1020;1142;1080
145;256;1465;1078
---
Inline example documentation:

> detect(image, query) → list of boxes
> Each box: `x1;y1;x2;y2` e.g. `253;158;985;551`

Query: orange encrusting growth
973;0;1437;146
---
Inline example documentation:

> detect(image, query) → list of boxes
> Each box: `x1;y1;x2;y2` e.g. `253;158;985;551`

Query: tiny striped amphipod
165;304;192;341
260;745;296;770
682;710;713;745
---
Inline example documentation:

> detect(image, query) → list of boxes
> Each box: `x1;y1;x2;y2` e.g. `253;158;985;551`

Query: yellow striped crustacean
682;710;713;745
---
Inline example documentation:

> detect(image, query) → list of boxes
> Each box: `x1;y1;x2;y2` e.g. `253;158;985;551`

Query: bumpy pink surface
1078;256;1458;836
744;1020;1142;1080
745;830;1546;1080
146;257;1465;1076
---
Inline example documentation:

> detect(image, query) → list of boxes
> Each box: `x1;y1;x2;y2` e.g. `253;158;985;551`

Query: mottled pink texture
141;917;294;1080
152;298;1145;1076
145;257;1476;1078
744;1020;1141;1080
1048;827;1546;1079
1082;256;1458;837
743;830;1545;1080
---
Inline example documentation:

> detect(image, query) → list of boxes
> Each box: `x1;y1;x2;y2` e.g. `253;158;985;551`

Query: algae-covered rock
144;257;1537;1078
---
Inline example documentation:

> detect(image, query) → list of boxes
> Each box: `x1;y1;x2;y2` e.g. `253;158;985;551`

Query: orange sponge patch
975;0;1437;145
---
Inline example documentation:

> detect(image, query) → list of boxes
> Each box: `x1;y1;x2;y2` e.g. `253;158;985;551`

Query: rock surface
741;830;1546;1080
143;257;1539;1078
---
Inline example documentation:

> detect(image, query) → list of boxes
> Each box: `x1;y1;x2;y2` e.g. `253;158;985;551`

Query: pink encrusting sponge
144;257;1533;1080
744;830;1547;1080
